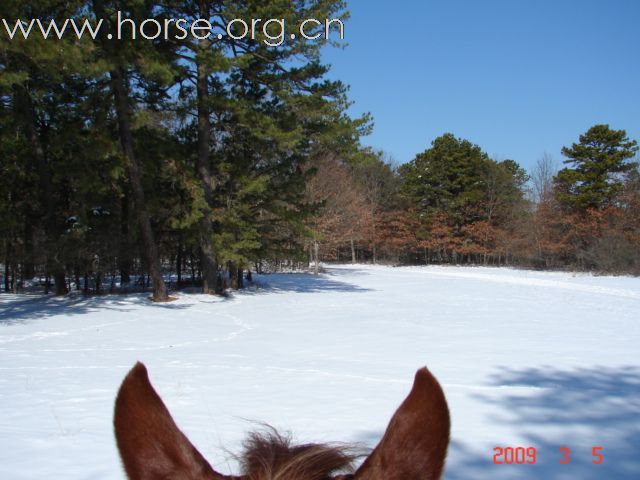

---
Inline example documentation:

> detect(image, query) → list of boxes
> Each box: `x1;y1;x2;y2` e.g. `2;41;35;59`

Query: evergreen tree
399;134;527;264
555;124;638;212
158;0;351;290
1;0;362;293
400;133;489;225
91;0;173;301
0;0;106;294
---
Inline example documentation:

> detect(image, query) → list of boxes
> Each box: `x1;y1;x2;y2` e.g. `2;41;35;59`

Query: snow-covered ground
1;264;639;479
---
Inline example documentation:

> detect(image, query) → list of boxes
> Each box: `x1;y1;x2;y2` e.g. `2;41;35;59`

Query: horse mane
238;427;359;480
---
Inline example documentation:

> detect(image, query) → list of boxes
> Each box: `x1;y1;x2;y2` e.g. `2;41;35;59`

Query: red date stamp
493;446;604;465
493;447;537;464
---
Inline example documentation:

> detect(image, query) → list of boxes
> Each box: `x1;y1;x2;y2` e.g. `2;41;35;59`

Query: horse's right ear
114;362;238;480
352;367;450;480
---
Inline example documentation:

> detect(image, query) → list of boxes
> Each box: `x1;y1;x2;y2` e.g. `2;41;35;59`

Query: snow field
1;264;639;479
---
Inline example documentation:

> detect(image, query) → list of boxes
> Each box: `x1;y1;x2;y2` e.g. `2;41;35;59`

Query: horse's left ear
114;362;239;480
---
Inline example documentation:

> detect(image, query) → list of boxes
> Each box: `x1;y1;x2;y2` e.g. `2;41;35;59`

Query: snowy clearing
1;264;639;479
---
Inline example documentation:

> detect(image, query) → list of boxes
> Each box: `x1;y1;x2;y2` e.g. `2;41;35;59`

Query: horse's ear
352;367;450;480
114;362;238;480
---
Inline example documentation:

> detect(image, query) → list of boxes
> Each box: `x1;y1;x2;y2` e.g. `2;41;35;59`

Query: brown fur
352;368;450;480
239;428;358;479
114;363;450;480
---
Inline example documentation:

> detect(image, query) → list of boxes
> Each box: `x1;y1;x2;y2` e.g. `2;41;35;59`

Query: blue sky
321;0;640;172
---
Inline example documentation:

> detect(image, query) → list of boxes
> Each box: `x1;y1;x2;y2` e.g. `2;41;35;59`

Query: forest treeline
2;2;639;300
323;127;639;275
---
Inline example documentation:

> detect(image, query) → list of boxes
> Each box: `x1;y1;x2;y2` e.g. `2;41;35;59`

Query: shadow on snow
1;271;369;325
251;272;372;294
347;366;639;479
0;293;190;325
446;365;640;479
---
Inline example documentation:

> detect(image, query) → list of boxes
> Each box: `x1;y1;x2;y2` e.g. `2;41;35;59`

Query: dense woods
2;2;639;299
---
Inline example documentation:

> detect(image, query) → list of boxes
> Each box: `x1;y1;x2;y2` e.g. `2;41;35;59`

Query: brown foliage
305;155;373;257
301;152;639;273
374;210;418;260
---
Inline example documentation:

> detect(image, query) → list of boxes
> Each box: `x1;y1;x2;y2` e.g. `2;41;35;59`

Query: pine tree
0;0;104;294
157;0;351;289
555;124;638;212
91;0;172;301
400;133;490;225
399;134;527;264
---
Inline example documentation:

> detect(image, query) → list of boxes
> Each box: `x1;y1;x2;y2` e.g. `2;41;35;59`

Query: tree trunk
237;267;244;290
350;238;356;264
110;68;167;301
119;188;132;285
189;253;196;283
228;262;238;289
95;272;102;295
23;222;35;279
4;242;10;292
12;262;19;293
195;3;220;295
176;242;183;285
15;85;68;296
51;269;67;296
93;0;167;302
313;241;320;275
199;226;218;293
110;269;116;293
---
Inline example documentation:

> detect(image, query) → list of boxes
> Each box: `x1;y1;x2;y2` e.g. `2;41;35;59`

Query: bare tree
305;155;370;271
531;152;558;204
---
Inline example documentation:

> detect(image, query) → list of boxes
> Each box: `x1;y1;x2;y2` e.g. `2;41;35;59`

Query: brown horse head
113;362;450;479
